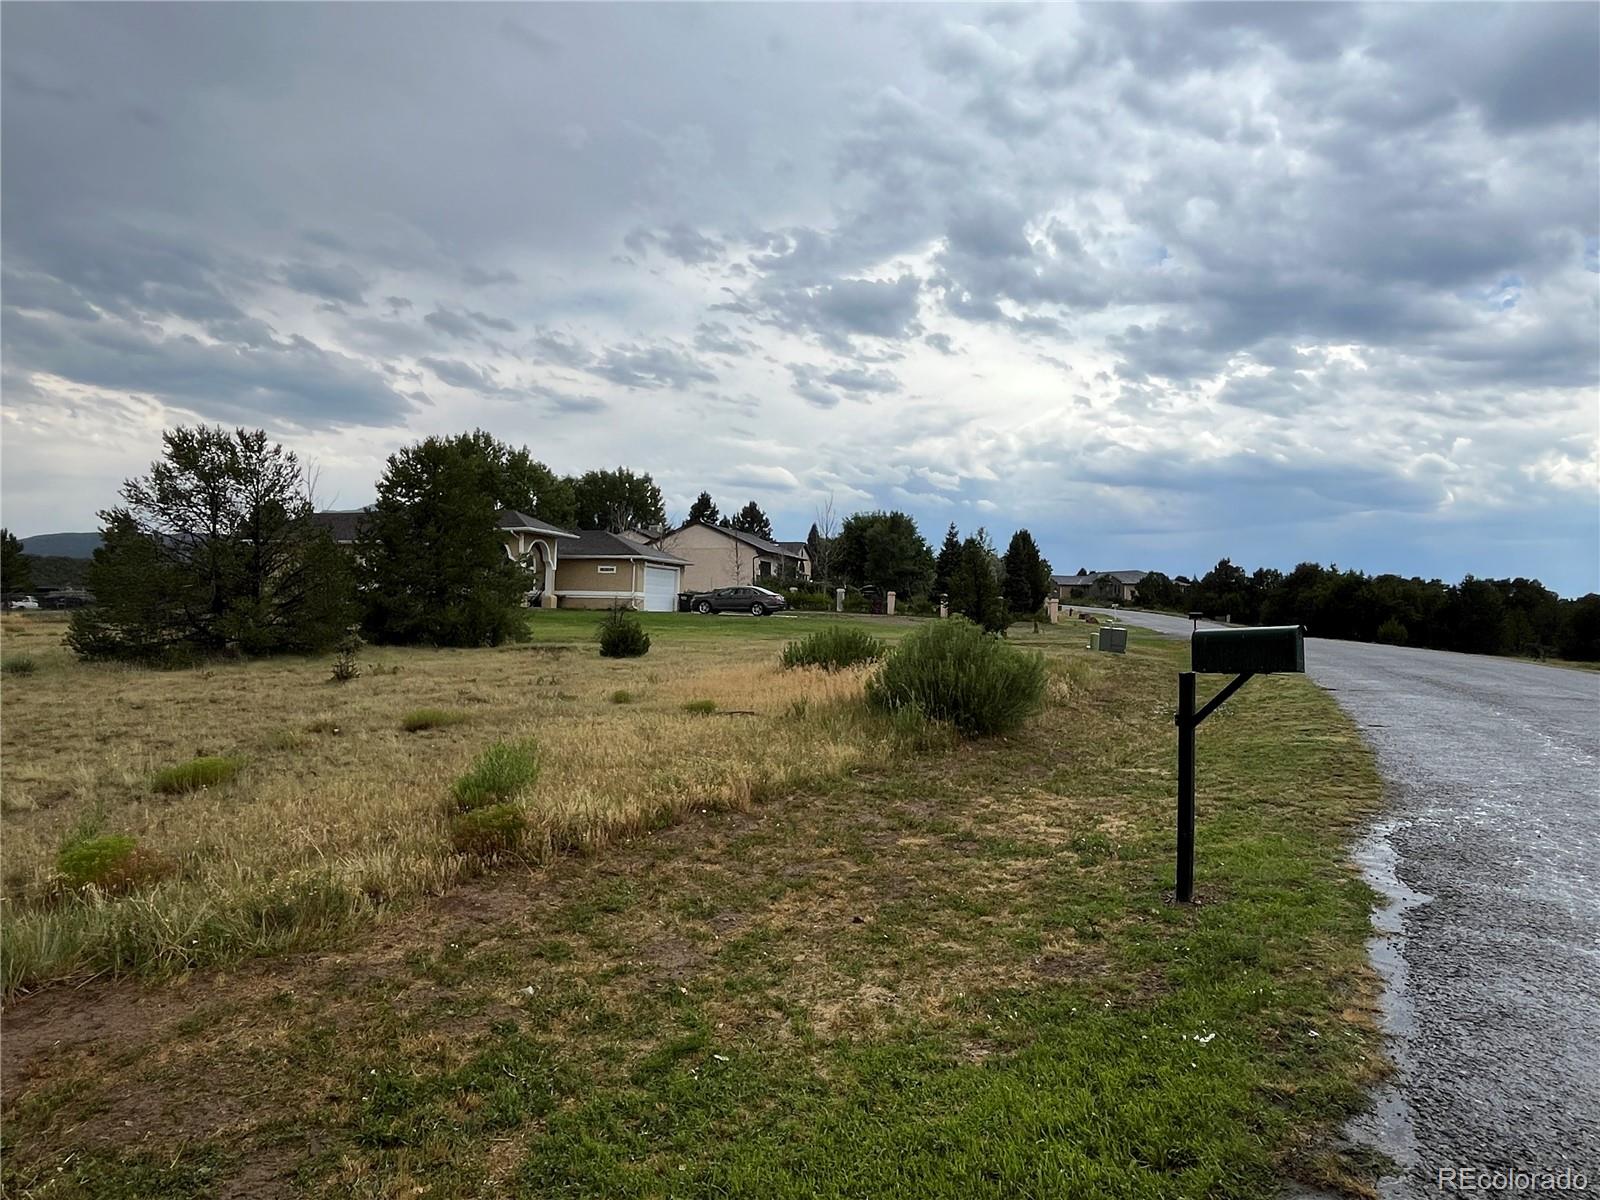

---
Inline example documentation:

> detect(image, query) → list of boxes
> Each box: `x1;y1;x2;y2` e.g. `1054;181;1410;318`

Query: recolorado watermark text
1438;1166;1589;1193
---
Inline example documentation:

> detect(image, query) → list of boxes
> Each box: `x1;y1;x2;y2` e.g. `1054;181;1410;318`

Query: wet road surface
1080;609;1600;1196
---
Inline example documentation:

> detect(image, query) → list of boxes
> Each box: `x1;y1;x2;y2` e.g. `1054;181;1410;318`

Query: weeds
3;656;38;677
682;699;717;715
330;632;362;683
151;755;244;795
609;689;634;704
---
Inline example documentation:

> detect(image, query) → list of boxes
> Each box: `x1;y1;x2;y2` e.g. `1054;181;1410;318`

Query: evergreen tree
1002;529;1051;614
686;491;720;526
728;500;774;541
1;529;32;593
934;523;961;597
947;537;1009;633
357;434;530;647
67;426;354;662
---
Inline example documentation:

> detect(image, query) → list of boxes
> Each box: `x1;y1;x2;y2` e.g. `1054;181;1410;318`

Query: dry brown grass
0;612;926;993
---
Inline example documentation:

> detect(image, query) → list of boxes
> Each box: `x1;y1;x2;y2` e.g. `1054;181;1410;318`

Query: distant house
653;521;810;591
311;509;686;611
1052;569;1150;604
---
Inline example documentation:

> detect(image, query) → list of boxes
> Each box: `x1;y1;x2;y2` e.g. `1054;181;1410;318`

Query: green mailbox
1190;626;1305;674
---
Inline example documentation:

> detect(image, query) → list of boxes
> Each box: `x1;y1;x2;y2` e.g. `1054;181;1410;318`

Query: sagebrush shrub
866;617;1046;736
780;625;887;671
597;609;650;658
451;740;540;811
57;834;174;893
609;689;634;704
682;699;717;715
151;755;244;795
449;803;528;856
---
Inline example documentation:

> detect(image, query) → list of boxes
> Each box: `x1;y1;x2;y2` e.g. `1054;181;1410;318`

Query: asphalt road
1079;608;1600;1197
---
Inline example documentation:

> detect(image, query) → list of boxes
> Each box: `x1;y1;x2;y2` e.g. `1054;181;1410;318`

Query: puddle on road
1348;818;1434;1195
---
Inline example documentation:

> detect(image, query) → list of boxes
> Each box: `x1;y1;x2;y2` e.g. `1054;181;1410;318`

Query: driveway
1079;608;1600;1196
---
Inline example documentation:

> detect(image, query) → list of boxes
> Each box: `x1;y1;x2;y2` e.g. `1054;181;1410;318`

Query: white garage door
643;565;680;612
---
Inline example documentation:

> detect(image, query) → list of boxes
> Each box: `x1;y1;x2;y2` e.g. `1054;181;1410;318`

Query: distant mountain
20;532;102;559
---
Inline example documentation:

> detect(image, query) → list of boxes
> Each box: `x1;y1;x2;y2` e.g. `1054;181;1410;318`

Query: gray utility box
1190;626;1305;674
1097;626;1128;654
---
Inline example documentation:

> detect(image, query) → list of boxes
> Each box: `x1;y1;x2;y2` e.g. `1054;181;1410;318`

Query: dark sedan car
688;586;788;616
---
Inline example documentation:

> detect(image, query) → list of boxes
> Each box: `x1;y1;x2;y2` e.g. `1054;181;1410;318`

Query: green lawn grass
0;623;1387;1199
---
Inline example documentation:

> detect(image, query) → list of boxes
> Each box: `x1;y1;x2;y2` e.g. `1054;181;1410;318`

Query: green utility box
1190;626;1305;674
1097;626;1127;654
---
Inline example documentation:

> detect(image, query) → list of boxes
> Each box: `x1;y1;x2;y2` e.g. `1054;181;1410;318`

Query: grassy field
0;610;955;996
0;612;1388;1198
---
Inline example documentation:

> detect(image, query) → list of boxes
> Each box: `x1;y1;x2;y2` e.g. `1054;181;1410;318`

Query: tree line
1135;559;1600;662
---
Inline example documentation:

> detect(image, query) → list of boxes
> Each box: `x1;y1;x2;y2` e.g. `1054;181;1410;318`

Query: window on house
597;564;617;574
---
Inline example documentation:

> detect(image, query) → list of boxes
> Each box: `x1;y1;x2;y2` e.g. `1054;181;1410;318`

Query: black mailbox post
1175;626;1305;902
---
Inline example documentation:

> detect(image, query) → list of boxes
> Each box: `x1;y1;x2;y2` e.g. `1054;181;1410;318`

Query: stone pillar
939;601;948;619
885;591;896;615
1046;597;1059;623
835;588;845;613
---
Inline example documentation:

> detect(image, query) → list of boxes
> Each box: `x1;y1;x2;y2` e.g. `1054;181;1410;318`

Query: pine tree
947;536;1009;634
728;500;774;541
357;434;530;647
1002;529;1052;614
67;426;354;662
1;529;32;593
687;491;720;526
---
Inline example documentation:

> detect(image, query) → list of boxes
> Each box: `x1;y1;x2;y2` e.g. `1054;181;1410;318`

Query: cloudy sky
3;3;1596;593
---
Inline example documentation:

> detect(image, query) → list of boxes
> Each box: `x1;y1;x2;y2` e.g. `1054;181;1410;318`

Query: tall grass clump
597;608;650;658
866;617;1046;737
3;656;38;677
780;625;886;671
151;755;244;795
57;833;174;894
451;740;540;811
401;708;470;733
448;740;540;858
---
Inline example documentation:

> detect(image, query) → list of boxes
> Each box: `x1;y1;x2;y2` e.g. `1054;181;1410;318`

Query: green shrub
449;803;528;856
609;689;634;704
401;708;469;733
3;656;38;677
785;591;832;612
1376;617;1409;646
682;699;717;715
597;608;650;658
57;834;174;893
151;755;245;795
780;625;887;671
866;617;1046;737
451;740;540;811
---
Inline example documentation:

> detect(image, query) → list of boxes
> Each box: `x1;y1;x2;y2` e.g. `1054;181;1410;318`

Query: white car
6;595;39;610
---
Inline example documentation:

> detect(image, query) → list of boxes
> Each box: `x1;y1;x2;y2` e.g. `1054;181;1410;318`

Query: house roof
312;508;578;543
495;509;577;539
777;541;810;558
1051;570;1149;587
560;529;690;565
666;520;800;558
